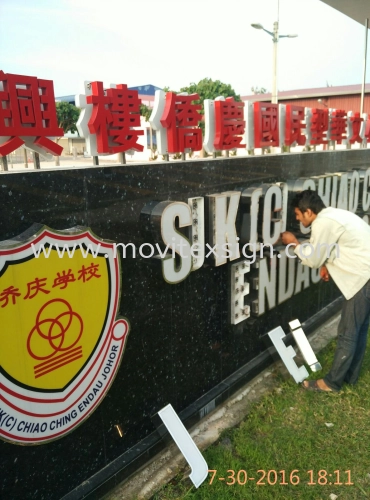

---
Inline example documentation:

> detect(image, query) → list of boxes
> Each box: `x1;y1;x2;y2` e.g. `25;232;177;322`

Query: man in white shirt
281;189;370;392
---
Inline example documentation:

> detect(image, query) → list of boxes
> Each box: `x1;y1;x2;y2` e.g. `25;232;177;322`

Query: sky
1;0;369;98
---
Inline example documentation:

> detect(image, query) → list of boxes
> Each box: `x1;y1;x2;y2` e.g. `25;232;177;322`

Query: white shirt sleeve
293;217;344;268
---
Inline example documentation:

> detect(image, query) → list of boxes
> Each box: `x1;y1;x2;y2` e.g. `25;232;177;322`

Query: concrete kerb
105;313;340;500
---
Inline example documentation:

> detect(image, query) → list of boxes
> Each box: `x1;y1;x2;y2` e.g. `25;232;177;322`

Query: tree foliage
180;78;240;116
56;102;80;135
140;103;152;122
162;86;176;93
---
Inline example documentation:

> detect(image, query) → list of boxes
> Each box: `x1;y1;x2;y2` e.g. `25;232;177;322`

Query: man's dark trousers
324;279;370;391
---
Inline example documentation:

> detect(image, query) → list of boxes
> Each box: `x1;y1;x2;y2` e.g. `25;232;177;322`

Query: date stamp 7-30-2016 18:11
208;469;354;487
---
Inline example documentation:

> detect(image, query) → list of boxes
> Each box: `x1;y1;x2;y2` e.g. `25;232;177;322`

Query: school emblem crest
0;225;129;444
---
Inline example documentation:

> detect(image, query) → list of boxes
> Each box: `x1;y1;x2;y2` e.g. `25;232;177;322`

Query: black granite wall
0;150;368;499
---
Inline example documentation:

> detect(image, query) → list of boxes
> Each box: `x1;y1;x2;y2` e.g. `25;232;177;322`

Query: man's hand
320;265;330;282
281;231;299;246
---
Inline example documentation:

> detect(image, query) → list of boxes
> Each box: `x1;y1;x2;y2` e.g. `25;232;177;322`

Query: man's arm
320;265;330;281
281;218;343;269
281;232;299;246
281;231;330;281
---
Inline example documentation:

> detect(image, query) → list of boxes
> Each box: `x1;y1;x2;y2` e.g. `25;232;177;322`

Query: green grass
153;340;370;500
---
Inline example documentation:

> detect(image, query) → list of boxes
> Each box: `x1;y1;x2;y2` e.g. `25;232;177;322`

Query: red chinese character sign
150;91;202;154
254;102;279;148
0;71;63;157
328;109;347;144
364;114;370;143
203;97;245;153
305;108;329;145
0;224;130;445
77;81;144;155
280;104;306;147
347;111;365;145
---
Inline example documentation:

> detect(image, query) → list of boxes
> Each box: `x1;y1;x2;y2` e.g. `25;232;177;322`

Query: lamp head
251;23;264;29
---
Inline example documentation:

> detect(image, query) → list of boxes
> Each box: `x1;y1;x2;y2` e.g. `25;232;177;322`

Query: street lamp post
251;21;297;104
360;18;369;115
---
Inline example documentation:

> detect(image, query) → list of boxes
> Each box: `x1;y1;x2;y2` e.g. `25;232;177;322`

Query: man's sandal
301;380;337;392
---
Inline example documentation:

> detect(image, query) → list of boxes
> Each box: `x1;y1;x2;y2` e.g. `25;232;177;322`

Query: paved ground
105;314;340;500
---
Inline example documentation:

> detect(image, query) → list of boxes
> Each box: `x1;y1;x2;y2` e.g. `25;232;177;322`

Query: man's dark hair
291;189;326;214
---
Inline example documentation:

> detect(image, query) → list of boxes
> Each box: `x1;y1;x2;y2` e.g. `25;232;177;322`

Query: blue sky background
1;0;369;97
